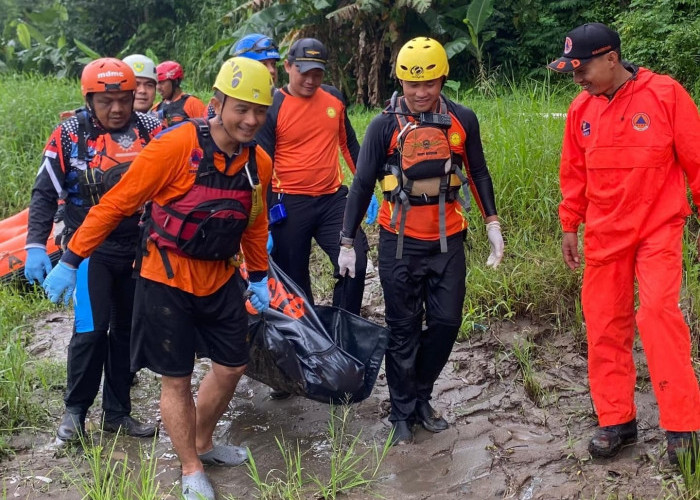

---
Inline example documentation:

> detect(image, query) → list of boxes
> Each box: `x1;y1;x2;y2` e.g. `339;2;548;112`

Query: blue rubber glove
43;261;77;305
266;232;273;254
365;194;378;224
24;247;53;285
247;277;270;313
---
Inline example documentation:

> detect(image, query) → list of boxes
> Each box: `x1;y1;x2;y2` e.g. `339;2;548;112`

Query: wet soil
1;279;695;500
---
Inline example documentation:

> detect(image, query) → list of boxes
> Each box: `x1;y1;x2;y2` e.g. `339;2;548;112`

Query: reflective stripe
40;156;64;196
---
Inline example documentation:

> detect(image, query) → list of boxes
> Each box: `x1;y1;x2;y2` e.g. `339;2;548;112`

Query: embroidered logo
116;134;135;150
326;107;337;118
631;112;650;131
449;132;461;146
564;37;573;55
581;120;591;137
189;148;203;173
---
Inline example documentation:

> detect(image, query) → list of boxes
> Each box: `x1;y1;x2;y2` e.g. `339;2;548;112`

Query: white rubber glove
486;220;504;268
338;246;356;278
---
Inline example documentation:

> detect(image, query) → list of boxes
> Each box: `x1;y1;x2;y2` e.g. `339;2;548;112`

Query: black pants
270;186;368;315
65;253;135;419
378;228;466;422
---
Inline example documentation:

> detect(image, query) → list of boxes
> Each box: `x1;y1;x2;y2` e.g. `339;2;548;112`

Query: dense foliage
1;0;698;104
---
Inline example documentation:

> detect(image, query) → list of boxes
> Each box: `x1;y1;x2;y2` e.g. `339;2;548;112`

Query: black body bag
245;259;389;404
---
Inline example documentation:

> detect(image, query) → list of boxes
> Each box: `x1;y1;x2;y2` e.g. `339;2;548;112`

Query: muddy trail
2;303;693;499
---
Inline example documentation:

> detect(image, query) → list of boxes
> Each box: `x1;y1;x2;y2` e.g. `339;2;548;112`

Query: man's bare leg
160;374;203;476
195;363;246;454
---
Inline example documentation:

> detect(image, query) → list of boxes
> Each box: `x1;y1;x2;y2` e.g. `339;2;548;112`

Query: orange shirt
257;85;360;196
66;121;271;296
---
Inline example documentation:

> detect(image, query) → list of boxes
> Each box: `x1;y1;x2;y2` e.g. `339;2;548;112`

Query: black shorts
131;273;249;377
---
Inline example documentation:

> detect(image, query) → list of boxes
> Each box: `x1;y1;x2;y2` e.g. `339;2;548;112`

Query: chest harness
63;111;151;241
155;94;193;127
379;93;471;258
143;119;263;279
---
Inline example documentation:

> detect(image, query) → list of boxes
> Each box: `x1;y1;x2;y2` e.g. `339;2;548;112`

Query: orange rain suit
559;66;700;431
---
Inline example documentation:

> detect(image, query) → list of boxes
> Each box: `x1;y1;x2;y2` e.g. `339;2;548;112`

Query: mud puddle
2;308;693;499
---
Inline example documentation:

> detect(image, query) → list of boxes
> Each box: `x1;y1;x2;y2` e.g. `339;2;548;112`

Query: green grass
0;74;82;219
241;403;391;500
67;433;168;500
0;285;61;455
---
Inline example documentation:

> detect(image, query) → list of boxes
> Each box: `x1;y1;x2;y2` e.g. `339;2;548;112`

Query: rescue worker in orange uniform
24;58;161;442
257;38;369;315
153;60;207;127
339;38;503;445
550;23;700;469
42;57;274;500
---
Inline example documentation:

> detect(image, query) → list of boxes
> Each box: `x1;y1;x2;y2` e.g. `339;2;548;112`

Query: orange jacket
559;67;700;264
257;85;360;196
64;121;272;296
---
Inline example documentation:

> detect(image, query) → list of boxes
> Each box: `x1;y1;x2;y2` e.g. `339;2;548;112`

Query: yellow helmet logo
410;65;424;78
449;133;461;146
133;62;144;73
230;63;243;88
327;107;336;118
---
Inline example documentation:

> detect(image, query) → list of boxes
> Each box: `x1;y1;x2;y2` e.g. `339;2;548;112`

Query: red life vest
64;111;151;240
147;120;260;276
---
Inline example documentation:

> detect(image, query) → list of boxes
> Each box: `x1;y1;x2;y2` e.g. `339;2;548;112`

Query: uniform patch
189;148;203;173
116;134;135;150
326;107;337;118
631;112;650;131
449;132;461;146
581;120;591;137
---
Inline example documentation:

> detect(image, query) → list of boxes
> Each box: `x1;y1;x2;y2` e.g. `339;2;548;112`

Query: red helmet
80;57;136;96
156;61;184;82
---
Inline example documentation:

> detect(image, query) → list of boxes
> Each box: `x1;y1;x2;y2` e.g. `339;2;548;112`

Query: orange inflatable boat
0;209;62;284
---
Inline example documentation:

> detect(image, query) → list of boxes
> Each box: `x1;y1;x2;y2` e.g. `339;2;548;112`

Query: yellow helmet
213;56;274;106
395;37;449;81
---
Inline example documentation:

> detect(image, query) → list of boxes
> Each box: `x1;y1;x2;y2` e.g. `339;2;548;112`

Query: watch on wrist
339;231;354;247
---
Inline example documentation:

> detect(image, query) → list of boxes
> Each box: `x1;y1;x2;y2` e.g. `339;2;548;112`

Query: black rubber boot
102;414;157;438
56;411;85;442
588;419;638;458
388;421;413;446
415;401;448;433
666;431;698;471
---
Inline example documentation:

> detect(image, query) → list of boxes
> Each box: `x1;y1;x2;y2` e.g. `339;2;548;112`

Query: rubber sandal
181;471;215;500
198;444;249;467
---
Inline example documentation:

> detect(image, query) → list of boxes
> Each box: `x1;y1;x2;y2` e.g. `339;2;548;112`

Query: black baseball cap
288;38;328;73
548;23;621;73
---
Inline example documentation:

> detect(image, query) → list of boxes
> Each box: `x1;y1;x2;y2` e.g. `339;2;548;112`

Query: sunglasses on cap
234;37;279;56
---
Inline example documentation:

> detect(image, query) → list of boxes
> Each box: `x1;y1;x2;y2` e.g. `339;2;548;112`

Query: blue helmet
232;34;280;61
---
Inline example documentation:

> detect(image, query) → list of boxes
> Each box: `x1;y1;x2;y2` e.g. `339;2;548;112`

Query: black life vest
146;119;262;278
64;111;151;241
155;94;192;127
379;94;470;258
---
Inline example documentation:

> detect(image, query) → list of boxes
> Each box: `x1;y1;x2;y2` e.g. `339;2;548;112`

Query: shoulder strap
76;110;92;162
189;118;217;174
